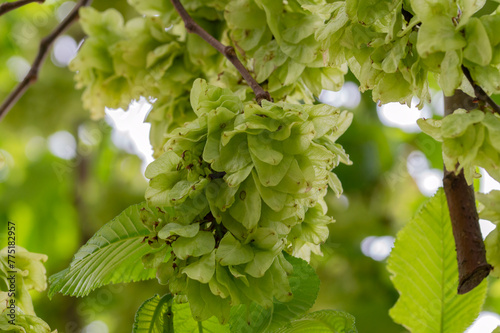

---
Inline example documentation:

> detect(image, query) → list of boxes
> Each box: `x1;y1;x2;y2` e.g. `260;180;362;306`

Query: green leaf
171;301;230;332
485;228;500;278
464;18;492;66
387;188;488;333
49;203;170;298
274;310;357;333
216;233;254;266
158;223;200;239
417;17;466;57
228;176;262;229
182;251;216;283
133;294;173;333
441;109;484;138
440;50;463;96
172;231;215;260
478;190;500;278
356;0;400;26
229;253;320;333
478;190;500;223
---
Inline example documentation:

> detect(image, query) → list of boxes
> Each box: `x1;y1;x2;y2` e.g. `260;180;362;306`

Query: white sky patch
105;98;154;173
479;219;496;239
414;169;442;197
480;168;500;193
406;150;442;197
360;236;395;261
48;131;77;160
319;81;361;109
7;56;30;82
81;320;109;333
466;312;500;333
430;90;445;117
52;35;78;67
377;98;432;133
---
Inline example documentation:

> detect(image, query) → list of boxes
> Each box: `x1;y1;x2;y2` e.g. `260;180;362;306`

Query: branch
170;0;272;105
0;0;44;17
0;0;92;121
443;90;491;294
461;65;500;115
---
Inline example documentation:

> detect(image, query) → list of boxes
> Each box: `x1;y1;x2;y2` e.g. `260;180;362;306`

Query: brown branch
443;90;491;294
170;0;272;105
0;0;92;121
0;0;44;16
462;65;500;115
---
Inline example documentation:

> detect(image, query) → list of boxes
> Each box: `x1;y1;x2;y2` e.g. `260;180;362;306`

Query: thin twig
170;0;272;105
462;65;500;115
0;0;44;16
443;90;491;294
0;0;92;121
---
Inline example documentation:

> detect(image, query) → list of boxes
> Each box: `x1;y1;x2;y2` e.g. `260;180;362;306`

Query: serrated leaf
49;203;170;298
133;294;173;333
387;188;487;333
274;310;357;333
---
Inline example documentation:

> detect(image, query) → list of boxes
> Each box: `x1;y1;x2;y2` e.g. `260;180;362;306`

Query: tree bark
443;90;491;294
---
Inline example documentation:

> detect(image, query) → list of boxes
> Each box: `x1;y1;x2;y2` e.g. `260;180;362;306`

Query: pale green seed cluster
70;8;203;155
143;79;351;323
418;110;500;184
309;0;500;106
0;247;53;332
225;0;348;100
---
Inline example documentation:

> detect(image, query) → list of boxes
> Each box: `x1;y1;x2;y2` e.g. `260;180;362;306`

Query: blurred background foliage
1;1;500;333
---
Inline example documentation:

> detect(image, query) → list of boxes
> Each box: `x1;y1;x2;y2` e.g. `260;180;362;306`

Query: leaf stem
169;0;272;105
461;65;500;115
0;0;44;16
0;0;92;122
443;90;492;294
198;321;204;333
155;293;173;333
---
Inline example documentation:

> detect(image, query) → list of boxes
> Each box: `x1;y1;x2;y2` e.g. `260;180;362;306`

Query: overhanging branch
443;90;492;294
170;0;272;105
0;0;93;121
461;65;500;115
0;0;44;17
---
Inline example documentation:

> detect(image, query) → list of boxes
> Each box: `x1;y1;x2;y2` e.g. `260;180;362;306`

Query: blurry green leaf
478;190;500;223
49;203;171;298
274;310;357;333
485;228;500;278
441;109;484;138
417;17;466;57
387;188;487;333
464;18;492;66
